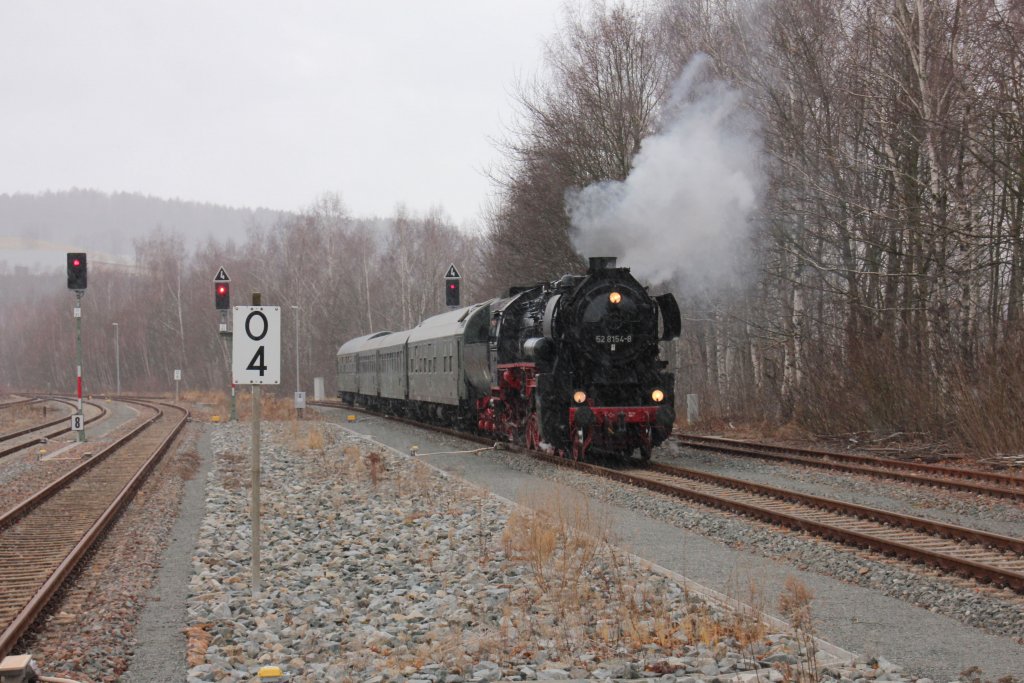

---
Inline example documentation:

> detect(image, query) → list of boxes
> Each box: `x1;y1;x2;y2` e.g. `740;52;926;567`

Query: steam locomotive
336;257;681;461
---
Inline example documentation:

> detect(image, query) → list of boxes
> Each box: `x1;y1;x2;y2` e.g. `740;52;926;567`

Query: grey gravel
178;420;943;683
659;442;1024;537
323;408;1024;682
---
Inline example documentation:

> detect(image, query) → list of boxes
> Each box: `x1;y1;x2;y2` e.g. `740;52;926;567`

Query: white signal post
74;291;85;442
231;294;281;598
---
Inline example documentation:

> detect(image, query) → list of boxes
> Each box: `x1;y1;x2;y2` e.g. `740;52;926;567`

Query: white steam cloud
568;55;763;291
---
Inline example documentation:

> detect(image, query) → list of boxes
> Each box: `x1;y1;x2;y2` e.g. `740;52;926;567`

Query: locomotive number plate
595;334;632;344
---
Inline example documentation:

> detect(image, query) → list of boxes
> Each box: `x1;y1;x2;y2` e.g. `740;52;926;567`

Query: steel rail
0;400;188;658
0;398;76;442
533;451;1024;592
0;398;38;410
676;433;1024;501
0;399;108;459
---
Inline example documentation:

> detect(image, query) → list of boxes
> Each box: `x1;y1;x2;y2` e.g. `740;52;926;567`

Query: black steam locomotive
336;257;681;461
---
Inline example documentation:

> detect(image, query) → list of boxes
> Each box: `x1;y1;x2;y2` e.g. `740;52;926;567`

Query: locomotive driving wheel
525;412;540;450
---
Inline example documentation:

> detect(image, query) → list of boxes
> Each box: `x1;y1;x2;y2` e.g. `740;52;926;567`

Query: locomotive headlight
651;389;665;403
609;291;622;304
573;390;587;404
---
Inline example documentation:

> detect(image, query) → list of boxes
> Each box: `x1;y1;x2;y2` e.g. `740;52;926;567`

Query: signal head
215;281;231;310
66;252;87;290
445;278;460;307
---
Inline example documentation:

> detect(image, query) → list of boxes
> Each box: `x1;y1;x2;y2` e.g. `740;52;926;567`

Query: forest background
2;0;1022;456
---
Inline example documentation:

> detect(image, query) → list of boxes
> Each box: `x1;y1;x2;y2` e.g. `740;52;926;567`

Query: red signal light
214;281;230;310
67;252;87;289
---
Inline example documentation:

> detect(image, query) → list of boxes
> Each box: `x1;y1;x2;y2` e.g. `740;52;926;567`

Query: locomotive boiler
336;257;681;461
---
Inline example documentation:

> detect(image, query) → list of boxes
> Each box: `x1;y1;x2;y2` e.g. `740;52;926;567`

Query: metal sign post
174;369;182;402
251;382;261;596
230;293;281;598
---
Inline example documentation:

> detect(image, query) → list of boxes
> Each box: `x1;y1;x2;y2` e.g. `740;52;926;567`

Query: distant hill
0;189;290;271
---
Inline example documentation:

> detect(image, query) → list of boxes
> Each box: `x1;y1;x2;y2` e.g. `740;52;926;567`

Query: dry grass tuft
777;576;818;681
183;389;297;422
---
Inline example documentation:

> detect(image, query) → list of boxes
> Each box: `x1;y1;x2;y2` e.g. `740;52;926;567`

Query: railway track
0;399;107;459
612;459;1022;591
0;399;188;658
675;433;1024;501
0;398;38;410
311;400;1024;593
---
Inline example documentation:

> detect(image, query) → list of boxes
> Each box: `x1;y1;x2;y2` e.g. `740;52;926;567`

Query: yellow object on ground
211;415;221;423
258;666;285;680
347;415;356;422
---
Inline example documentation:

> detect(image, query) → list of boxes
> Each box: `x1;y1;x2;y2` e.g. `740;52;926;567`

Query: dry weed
306;424;327;451
367;451;382;487
777;576;818;682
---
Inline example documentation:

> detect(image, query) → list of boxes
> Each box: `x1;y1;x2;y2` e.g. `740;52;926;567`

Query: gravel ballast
172;419;963;683
323;410;1024;682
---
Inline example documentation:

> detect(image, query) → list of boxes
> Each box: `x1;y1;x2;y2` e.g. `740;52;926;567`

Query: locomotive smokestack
588;256;617;273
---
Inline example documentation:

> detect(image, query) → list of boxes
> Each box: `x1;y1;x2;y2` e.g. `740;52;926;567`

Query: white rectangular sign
232;306;281;385
71;414;84;431
174;369;182;381
294;391;306;409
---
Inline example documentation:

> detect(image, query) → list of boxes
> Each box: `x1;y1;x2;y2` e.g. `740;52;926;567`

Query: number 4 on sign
232;306;281;385
247;346;267;376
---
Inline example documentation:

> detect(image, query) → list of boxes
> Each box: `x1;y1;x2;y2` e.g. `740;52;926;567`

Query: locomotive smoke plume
567;55;763;291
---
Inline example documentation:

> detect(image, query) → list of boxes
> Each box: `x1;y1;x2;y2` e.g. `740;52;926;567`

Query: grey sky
0;1;562;229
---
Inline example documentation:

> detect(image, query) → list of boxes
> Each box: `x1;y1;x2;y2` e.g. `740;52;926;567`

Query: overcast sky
0;1;564;230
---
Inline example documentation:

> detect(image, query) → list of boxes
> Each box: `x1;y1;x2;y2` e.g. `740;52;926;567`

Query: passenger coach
336;301;491;424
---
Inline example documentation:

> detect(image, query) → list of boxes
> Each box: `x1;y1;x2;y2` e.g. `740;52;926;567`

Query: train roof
361;330;412;351
407;300;494;343
337;331;391;355
337;300;496;355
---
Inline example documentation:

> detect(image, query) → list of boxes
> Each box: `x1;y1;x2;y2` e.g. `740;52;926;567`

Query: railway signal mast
214;267;236;421
67;253;87;442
